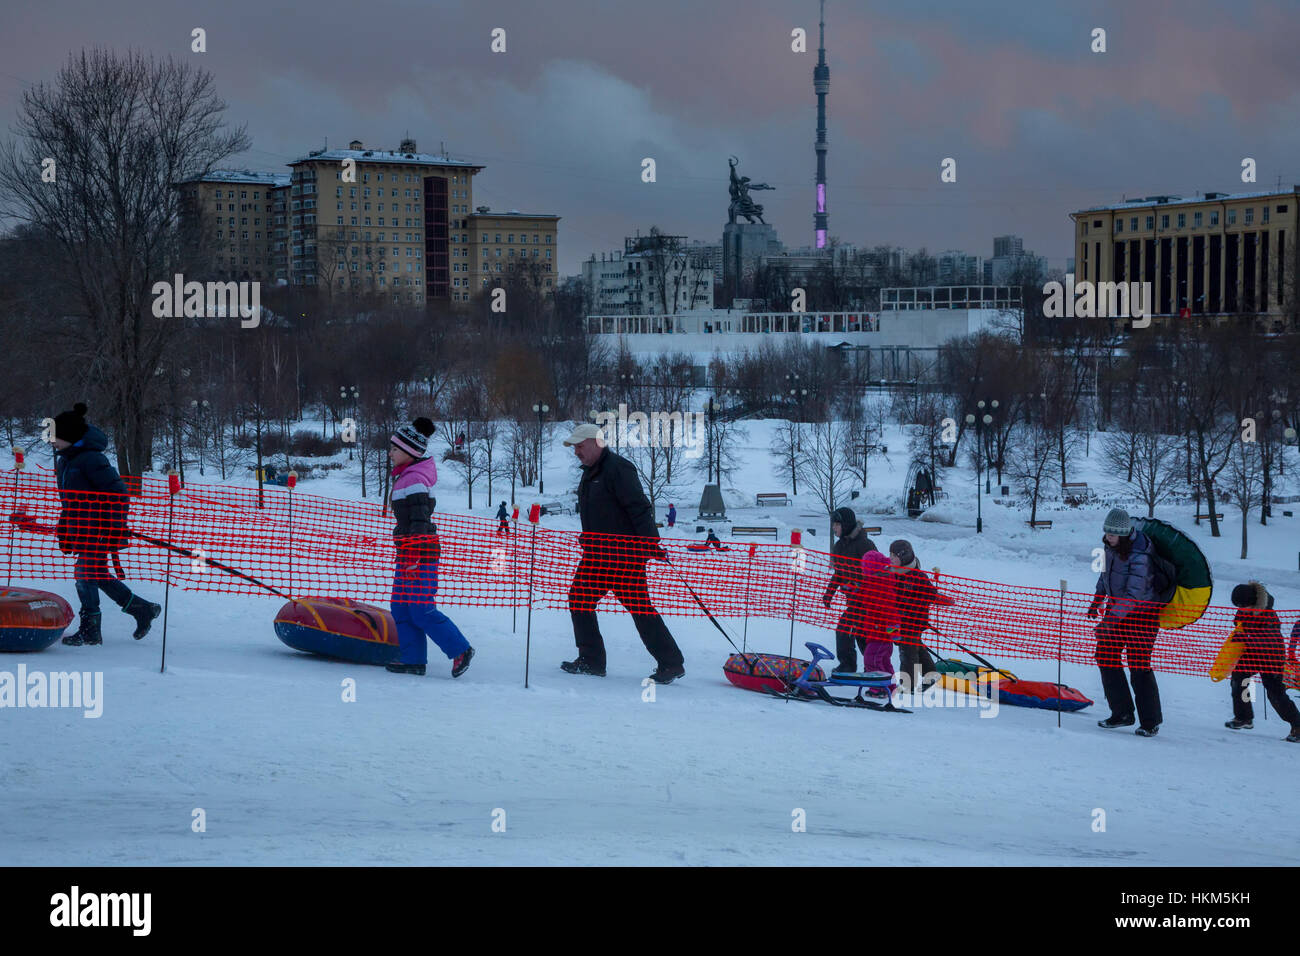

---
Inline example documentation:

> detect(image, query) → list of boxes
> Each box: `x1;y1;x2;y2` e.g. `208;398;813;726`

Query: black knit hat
391;417;435;458
52;402;89;444
831;507;857;536
1231;583;1259;608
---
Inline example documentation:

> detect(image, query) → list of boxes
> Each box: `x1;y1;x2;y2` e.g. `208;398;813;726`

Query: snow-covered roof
289;148;483;169
1074;188;1298;215
180;169;291;187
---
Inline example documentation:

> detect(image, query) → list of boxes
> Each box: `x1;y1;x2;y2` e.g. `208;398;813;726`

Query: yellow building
467;208;560;295
177;170;289;282
286;139;485;304
1070;188;1299;325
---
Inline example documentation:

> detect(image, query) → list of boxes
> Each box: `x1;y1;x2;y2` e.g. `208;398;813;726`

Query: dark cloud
4;0;1299;275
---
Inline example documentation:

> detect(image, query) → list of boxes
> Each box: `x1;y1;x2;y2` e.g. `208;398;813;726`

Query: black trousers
896;636;937;689
1230;669;1300;726
1094;611;1163;728
833;605;867;671
568;554;684;669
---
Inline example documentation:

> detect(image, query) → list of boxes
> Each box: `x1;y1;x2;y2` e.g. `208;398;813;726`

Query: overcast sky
5;0;1300;276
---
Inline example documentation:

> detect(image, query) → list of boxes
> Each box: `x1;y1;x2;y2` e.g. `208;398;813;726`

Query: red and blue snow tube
0;587;74;652
273;597;400;665
724;652;825;695
996;678;1093;711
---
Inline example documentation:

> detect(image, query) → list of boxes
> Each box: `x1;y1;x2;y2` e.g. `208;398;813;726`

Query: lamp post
532;402;549;494
965;408;993;533
190;399;210;476
976;398;1000;493
786;373;807;452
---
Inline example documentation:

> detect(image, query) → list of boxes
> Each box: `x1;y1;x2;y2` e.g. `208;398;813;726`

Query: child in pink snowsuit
858;550;900;683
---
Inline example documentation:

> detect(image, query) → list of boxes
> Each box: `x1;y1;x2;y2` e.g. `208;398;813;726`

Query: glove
822;591;833;609
936;593;956;607
1086;597;1102;619
8;511;33;528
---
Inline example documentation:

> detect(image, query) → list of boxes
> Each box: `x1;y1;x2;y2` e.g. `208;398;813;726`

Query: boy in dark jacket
1088;508;1163;736
496;501;510;535
49;403;160;645
1224;582;1300;741
887;539;954;690
562;424;685;683
822;507;877;673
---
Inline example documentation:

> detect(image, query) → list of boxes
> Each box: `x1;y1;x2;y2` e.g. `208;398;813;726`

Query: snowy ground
3;419;1299;865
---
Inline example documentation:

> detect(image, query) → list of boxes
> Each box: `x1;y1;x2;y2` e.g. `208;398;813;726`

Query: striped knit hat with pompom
391;417;435;458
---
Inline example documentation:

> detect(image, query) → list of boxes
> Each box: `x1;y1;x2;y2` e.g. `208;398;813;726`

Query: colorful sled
932;657;1093;711
1209;626;1246;682
0;587;74;652
1136;518;1212;629
273;597;400;665
744;642;909;711
724;651;825;695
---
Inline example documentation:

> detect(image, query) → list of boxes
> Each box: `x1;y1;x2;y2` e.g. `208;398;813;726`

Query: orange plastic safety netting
2;466;1293;678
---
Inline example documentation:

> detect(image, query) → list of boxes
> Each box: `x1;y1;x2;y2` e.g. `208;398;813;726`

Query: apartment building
1070;188;1300;323
285;139;485;304
177;170;290;282
467;208;560;297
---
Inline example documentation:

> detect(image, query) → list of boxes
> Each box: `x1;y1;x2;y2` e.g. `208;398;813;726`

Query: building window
1176;213;1184;228
1160;214;1169;229
1245;208;1254;225
1228;209;1237;225
1278;205;1289;213
1145;215;1153;230
495;234;501;242
1193;211;1202;227
1263;206;1270;224
1210;211;1219;226
1115;219;1123;233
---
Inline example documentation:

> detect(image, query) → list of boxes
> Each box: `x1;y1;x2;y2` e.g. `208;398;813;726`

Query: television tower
813;0;830;249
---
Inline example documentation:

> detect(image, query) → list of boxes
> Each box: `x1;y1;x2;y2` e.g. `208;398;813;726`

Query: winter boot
561;658;606;677
451;646;475;678
1097;713;1135;729
1225;718;1253;730
63;611;102;646
124;596;162;640
1286;727;1300;743
385;661;426;676
648;662;685;684
1135;724;1161;738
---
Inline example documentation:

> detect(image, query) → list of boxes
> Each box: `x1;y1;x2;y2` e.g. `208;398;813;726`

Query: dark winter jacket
891;564;953;638
576;448;659;560
497;504;509;522
823;525;877;606
1231;582;1287;674
54;426;129;555
1094;529;1158;620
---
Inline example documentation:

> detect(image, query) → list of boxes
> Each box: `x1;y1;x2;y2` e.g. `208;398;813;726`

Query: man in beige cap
559;423;685;683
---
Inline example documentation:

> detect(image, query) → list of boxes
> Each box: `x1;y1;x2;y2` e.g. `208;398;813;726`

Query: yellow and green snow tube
1137;517;1212;629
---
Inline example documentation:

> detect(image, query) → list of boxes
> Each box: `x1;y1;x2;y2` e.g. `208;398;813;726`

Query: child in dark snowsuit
496;501;510;535
386;418;474;678
1224;581;1300;742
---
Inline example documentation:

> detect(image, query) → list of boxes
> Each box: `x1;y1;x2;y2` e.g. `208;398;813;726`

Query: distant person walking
496;501;510;536
666;503;676;528
561;424;685;683
386;418;474;678
49;403;160;645
1089;508;1163;736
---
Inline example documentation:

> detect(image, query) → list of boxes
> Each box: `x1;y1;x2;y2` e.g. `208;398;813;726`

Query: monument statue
728;156;775;225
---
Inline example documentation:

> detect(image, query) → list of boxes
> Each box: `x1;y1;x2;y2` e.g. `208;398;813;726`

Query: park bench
1062;482;1089;504
1195;512;1224;521
730;526;778;538
862;526;882;535
538;501;571;516
756;492;791;507
1027;519;1053;530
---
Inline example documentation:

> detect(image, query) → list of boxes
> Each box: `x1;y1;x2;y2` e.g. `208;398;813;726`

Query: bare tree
798;421;857;538
1224;437;1265;559
1008;423;1057;525
1102;426;1183;517
0;50;249;476
770;421;803;496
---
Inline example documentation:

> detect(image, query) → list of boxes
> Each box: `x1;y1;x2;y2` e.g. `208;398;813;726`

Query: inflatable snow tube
933;658;1093;711
0;588;74;652
274;597;400;665
724;652;824;695
1137;518;1212;629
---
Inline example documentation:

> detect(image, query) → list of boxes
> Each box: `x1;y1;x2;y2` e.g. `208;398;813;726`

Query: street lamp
532;402;549;494
190;399;210;475
965;409;994;533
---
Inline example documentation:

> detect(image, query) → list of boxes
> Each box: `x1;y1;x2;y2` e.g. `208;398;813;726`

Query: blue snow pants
392;563;470;666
